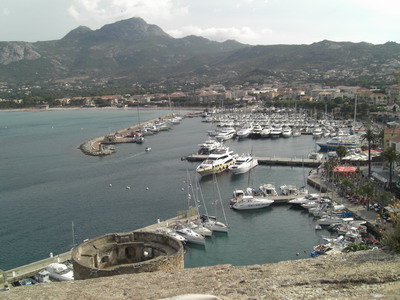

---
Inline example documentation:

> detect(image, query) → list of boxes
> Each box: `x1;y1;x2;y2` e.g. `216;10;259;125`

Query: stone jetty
78;115;172;156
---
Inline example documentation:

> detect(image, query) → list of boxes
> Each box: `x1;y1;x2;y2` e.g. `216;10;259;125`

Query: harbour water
0;109;330;271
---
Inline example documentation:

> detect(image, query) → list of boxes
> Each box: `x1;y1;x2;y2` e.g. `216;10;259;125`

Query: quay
4;252;72;284
307;168;380;236
184;154;322;167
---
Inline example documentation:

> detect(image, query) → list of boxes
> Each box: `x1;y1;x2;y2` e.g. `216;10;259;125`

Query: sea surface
0;108;330;271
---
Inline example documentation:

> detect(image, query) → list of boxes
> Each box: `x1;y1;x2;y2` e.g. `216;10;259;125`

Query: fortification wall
72;231;184;280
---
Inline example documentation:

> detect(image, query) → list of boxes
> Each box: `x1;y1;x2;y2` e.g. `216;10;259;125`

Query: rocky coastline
3;249;400;299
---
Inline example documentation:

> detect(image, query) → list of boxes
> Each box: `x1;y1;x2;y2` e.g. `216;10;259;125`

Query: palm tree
336;145;347;163
381;147;400;190
362;125;376;178
359;183;375;210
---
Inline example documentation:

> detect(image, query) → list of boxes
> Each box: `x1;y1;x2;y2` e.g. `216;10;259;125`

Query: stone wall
72;231;184;280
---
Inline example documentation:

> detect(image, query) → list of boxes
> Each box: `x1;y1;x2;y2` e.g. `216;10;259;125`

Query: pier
307;168;380;236
4;252;72;284
184;154;322;167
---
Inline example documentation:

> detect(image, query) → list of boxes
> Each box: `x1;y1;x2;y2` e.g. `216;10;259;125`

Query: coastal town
2;3;400;297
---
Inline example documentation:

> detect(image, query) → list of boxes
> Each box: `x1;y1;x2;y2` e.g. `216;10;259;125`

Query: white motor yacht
173;223;206;245
281;126;292;137
312;127;324;137
46;263;74;281
259;183;278;196
155;228;187;243
196;146;236;177
289;193;319;205
231;195;274;210
260;127;271;138
270;125;282;138
280;184;308;196
228;154;258;175
251;124;263;138
308;151;324;161
236;124;253;139
200;215;229;233
215;127;236;141
197;139;221;155
188;221;213;237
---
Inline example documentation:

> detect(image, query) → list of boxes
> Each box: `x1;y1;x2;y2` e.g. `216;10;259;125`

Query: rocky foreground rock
3;249;400;300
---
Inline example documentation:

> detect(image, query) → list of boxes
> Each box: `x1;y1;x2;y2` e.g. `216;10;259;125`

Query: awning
333;166;357;173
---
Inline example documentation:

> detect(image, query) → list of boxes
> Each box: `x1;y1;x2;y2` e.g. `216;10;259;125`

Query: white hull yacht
173;223;206;245
231;195;274;210
228;154;258;175
215;128;236;141
196;147;236;177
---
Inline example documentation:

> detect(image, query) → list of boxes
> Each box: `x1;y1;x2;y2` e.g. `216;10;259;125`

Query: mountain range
0;17;399;87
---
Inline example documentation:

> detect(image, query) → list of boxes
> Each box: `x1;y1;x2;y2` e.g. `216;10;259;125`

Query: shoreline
0;106;205;112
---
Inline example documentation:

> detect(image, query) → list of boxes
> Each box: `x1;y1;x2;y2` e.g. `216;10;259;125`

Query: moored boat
231;195;274;210
46;263;74;281
228;153;258;175
196;146;236;177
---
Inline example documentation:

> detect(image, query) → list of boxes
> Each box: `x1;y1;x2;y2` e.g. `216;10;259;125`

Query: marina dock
184;154;322;167
4;252;72;284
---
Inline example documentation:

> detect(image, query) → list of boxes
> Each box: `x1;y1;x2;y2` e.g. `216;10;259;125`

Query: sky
1;0;400;45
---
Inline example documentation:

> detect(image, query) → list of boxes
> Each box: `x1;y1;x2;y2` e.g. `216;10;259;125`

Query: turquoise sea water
0;109;329;270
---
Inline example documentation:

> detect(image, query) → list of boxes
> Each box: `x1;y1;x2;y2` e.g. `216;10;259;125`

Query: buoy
296;252;299;256
146;187;149;190
109;183;112;187
126;186;130;190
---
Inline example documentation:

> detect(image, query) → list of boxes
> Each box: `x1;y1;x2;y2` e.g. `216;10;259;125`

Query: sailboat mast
71;221;76;248
353;95;357;128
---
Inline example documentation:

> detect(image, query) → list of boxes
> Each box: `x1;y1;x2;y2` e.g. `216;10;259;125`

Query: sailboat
171;170;207;245
199;174;229;233
133;103;144;143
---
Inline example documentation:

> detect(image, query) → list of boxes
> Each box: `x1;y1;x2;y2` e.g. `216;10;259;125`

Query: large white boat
197;139;221;155
173;223;206;245
231;195;274;210
260;127;271;138
270;125;282;138
281;126;292;137
316;135;362;152
312;127;324;137
200;215;229;233
215;127;236;141
308;151;324;161
46;263;74;281
251;124;263;138
196;147;236;177
228;154;258;175
280;184;308;196
236;124;253;139
155;228;187;243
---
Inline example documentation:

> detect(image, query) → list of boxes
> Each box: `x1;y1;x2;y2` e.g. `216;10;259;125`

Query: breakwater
78;115;172;156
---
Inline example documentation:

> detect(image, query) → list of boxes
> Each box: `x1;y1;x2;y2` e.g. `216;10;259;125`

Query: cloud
348;0;400;17
68;0;188;28
167;25;262;44
3;8;11;16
